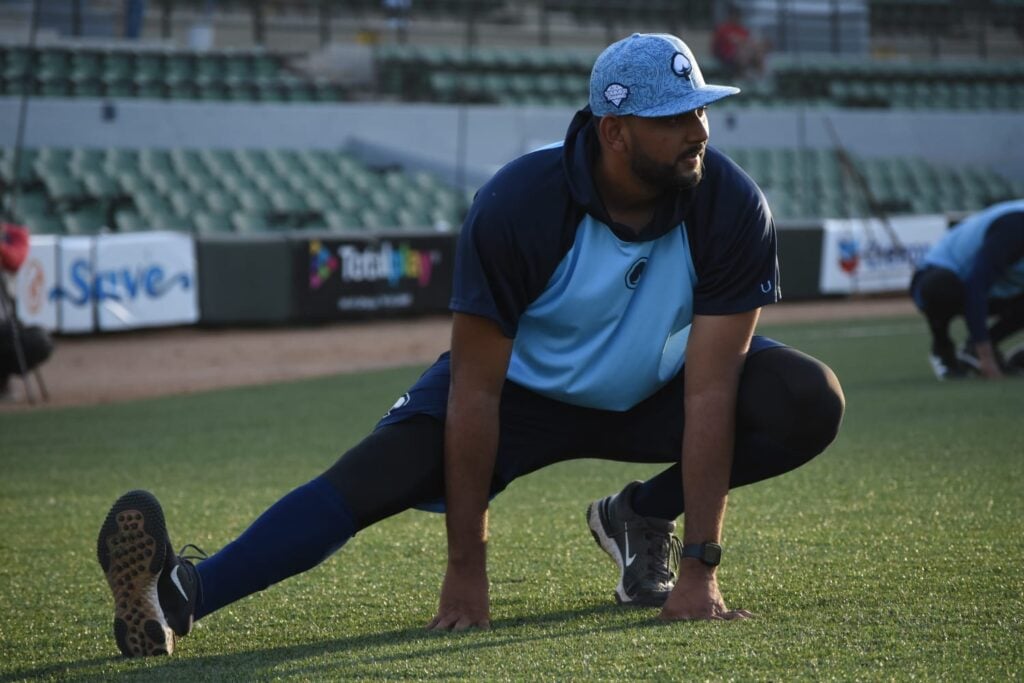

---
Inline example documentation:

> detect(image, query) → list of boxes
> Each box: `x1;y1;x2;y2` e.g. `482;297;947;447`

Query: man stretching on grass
97;33;845;657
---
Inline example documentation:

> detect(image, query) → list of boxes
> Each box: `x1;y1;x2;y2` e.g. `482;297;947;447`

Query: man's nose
683;112;709;143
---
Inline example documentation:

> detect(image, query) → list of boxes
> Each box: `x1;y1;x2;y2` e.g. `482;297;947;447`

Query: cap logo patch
671;52;692;78
603;83;629;108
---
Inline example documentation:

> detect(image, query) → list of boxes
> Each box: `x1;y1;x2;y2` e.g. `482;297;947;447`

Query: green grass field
1;315;1022;681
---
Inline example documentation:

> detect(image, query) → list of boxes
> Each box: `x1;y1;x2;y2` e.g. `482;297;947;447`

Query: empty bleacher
0;44;349;102
0;146;467;235
3;144;1021;236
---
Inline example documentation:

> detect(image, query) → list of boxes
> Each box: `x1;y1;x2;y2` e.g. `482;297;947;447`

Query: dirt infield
1;297;917;410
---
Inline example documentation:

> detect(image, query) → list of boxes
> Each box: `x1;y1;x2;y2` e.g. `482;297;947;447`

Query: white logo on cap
671;52;692;78
603;83;629;108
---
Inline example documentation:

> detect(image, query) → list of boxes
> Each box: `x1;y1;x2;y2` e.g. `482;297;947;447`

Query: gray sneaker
586;481;682;607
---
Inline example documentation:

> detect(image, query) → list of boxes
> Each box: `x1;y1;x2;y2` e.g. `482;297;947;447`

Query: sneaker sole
586;500;634;606
97;491;175;657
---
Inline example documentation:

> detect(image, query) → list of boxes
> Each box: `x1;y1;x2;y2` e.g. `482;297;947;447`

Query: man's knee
740;347;845;458
791;355;844;456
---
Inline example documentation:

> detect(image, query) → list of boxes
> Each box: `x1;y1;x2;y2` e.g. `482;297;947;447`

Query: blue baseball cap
589;33;740;117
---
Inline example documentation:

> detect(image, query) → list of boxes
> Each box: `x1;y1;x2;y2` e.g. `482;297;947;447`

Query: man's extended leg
97;415;445;656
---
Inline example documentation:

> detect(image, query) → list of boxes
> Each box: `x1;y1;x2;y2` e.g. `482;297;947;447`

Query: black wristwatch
681;542;722;567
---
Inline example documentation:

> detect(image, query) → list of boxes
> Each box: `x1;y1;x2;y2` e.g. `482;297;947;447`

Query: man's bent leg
910;267;969;378
988;293;1024;347
630;346;844;520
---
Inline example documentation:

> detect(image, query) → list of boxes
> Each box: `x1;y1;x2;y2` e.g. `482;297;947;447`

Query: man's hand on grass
427;564;491;631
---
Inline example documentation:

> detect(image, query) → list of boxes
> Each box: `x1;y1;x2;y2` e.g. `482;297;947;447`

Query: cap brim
632;84;741;117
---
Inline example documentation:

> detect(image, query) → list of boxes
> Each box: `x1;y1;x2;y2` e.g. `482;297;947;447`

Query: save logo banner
17;231;199;333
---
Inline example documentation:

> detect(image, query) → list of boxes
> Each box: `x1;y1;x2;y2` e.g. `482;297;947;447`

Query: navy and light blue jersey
449;108;779;411
921;199;1024;341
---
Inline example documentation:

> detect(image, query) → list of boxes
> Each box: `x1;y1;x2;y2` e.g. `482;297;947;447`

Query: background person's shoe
96;490;199;656
586;481;681;607
929;351;970;380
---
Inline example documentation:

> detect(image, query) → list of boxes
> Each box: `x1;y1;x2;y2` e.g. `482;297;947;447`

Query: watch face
703;543;722;566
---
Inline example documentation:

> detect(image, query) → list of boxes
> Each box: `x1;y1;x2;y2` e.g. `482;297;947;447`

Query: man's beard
629;146;704;192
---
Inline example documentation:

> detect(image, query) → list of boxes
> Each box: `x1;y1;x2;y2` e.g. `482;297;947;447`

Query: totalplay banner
297;234;455;321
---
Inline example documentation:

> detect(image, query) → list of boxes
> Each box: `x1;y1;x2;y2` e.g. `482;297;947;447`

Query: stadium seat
194;211;234;234
230;210;273;233
62;205;108;234
114;209;149;232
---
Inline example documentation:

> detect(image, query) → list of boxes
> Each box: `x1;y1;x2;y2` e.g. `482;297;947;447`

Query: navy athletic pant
193;338;844;618
324;337;845;529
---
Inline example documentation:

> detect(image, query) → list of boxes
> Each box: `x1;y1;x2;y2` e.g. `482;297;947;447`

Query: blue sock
194;476;355;620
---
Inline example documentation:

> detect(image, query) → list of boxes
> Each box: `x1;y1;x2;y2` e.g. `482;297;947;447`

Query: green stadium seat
114;209;149;232
237;188;272;212
300;188;336;211
194;211;233;234
166;82;197;100
62;205;108;234
164;53;194;85
268;189;306;213
131;189;172;216
166;189;199;217
323;210;363;231
102;51;134;82
146;209;193;232
135;81;165;99
230;210;272;233
395;206;432;229
43;174;86;203
103;79;134;98
357;208;391;230
82;172;123;200
147;171;187;196
21;211;65;235
117;172;152;196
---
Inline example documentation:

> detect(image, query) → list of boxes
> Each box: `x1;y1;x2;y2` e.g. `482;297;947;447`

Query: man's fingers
452;616;490;631
722;608;754;620
426;613;490;631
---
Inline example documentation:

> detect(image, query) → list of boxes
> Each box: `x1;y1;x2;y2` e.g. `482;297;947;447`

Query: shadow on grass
1;602;669;681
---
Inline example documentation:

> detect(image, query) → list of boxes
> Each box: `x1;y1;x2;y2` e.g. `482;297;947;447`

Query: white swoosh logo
170;565;189;601
624;522;637;567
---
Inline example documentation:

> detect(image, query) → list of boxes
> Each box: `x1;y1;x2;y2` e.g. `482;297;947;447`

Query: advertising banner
30;231;199;333
15;235;59;331
93;232;199;331
56;236;95;334
819;215;948;294
298;234;455;321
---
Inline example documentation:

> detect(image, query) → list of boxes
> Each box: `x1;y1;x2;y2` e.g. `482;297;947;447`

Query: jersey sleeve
448;146;578;338
449;190;528;338
691;160;780;316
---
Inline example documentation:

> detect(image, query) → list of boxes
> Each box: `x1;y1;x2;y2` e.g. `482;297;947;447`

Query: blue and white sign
93;232;198;331
14;235;59;331
27;231;199;333
57;236;95;333
819;215;948;294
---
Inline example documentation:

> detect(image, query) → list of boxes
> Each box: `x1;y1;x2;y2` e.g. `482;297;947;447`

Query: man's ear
597;115;630;154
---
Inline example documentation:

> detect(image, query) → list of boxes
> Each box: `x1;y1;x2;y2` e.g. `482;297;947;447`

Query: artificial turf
1;315;1021;681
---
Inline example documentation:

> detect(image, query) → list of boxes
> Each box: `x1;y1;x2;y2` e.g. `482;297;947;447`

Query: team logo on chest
625;257;648;289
